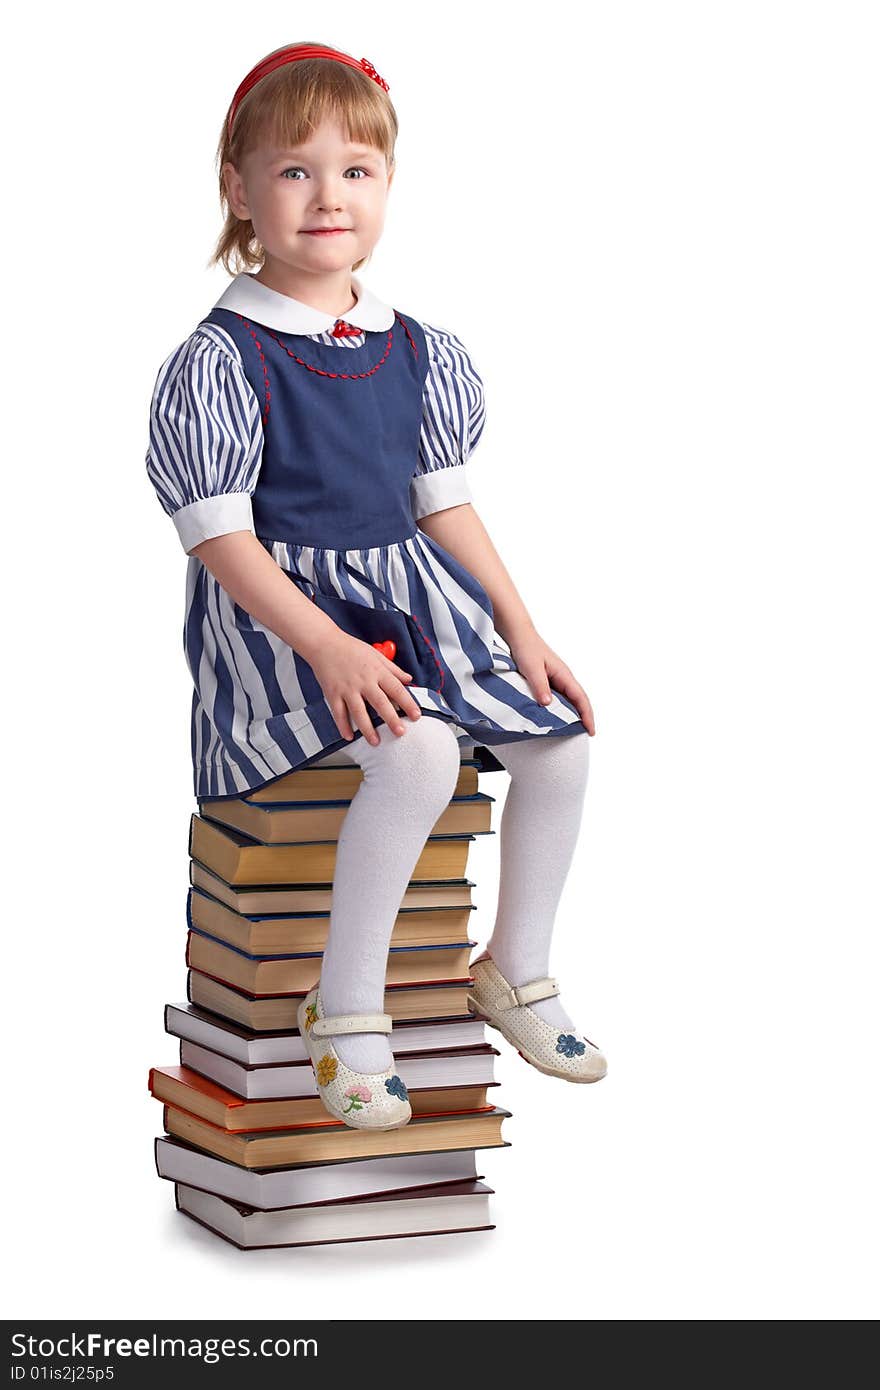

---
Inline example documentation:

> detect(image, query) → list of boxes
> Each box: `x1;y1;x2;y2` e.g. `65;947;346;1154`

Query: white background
5;0;878;1320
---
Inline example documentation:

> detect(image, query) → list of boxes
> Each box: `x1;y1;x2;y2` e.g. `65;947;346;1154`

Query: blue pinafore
204;305;429;552
183;303;587;797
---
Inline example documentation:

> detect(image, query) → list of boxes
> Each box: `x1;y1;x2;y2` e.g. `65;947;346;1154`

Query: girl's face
223;116;393;280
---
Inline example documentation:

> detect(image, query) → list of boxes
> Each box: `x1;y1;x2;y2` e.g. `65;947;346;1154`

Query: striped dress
145;272;587;799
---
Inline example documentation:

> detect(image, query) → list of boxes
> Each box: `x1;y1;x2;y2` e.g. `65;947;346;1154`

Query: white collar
212;271;395;334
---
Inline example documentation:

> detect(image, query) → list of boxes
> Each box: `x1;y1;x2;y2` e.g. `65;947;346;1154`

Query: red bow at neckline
331;319;365;338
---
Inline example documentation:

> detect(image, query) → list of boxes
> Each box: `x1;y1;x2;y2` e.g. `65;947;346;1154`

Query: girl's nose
314;178;346;208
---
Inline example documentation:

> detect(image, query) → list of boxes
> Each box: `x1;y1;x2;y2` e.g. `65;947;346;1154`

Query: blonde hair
210;42;398;276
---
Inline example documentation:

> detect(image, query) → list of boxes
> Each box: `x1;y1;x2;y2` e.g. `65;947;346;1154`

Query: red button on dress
331;319;365;337
372;640;397;661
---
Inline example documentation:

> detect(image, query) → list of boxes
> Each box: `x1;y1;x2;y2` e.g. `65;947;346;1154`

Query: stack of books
148;740;513;1250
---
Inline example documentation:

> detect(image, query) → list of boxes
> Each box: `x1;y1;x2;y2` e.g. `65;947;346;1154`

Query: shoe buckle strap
502;977;559;1009
309;1012;393;1038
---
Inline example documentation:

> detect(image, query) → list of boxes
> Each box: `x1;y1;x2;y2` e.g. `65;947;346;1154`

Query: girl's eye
281;167;370;180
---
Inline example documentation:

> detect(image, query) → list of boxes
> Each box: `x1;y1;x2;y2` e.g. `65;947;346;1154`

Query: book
185;928;475;996
283;743;505;777
163;1102;512;1168
188;882;477;955
189;861;479;917
189;815;483;887
188;969;474;1032
465;743;506;775
165;1002;489;1065
155;1133;495;1209
149;1064;497;1131
197;790;493;843
174;1178;495;1249
178;1037;499;1100
242;758;481;804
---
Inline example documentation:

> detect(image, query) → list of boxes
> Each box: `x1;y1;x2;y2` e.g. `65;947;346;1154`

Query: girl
146;41;607;1133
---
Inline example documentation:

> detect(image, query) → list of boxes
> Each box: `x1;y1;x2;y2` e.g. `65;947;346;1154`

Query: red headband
227;44;390;139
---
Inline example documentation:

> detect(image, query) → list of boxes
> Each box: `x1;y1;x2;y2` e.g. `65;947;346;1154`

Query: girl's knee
390;714;462;792
494;729;590;795
357;715;462;807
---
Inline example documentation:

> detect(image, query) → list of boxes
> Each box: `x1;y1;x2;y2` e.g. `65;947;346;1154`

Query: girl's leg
319;716;462;1072
485;732;591;1031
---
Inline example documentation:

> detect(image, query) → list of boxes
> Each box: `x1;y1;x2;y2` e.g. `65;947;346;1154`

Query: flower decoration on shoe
316;1054;338;1086
466;954;607;1082
294;986;413;1129
343;1085;372;1115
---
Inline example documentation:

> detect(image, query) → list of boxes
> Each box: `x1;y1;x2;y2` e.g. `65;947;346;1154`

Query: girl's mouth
301;228;351;236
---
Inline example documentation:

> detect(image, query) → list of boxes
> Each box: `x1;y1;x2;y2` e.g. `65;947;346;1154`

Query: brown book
189;883;476;955
190;860;477;916
185;930;475;996
163;1101;512;1168
188;970;475;1032
245;759;479;805
190;815;481;887
247;756;478;811
197;792;493;845
149;1064;496;1131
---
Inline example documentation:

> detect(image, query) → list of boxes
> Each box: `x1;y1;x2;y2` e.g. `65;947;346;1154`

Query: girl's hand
307;630;423;747
507;626;596;734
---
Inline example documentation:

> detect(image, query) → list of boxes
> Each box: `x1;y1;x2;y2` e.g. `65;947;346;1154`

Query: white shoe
467;954;607;1083
296;984;413;1130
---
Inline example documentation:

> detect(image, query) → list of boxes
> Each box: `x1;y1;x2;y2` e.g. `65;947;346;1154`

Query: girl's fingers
552;672;595;733
519;656;597;734
345;694;381;746
369;645;412;684
330;699;354;741
521;661;553;705
388;663;413;684
380;674;422;721
370;688;408;737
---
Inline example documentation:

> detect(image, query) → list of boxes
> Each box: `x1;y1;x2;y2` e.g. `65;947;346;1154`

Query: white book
178;1037;498;1100
155;1135;485;1209
165;1001;487;1065
175;1179;494;1248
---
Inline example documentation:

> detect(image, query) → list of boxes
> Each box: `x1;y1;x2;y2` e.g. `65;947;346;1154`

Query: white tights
319;715;591;1071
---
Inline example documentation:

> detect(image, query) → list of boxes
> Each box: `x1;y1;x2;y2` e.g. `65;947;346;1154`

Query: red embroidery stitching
409;612;445;692
395;311;419;359
235;311;417;385
235;319;272;424
250;319;394;379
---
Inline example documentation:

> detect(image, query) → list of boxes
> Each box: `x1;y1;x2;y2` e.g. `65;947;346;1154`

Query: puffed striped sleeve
411;323;486;520
145;330;264;554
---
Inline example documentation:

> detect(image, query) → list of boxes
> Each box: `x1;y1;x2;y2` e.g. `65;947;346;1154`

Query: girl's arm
189;531;421;745
146;334;417;746
418;504;535;644
190;530;338;661
418;504;596;734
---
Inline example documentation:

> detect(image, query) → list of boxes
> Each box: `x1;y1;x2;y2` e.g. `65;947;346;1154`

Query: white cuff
172;493;256;553
410;464;473;520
